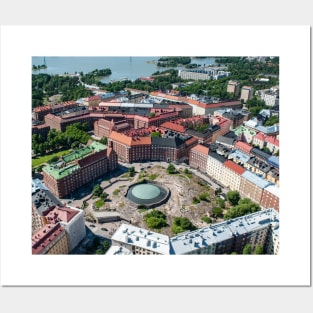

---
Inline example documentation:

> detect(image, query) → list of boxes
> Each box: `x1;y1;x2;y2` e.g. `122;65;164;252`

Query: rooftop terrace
43;142;107;179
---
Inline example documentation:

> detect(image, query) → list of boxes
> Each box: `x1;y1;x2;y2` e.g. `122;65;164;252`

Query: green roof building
43;142;117;199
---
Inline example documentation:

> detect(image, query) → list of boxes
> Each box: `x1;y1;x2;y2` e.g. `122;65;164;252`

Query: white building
111;224;170;255
206;152;227;182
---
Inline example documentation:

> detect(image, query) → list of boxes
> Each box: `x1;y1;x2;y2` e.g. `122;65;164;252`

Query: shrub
201;216;212;224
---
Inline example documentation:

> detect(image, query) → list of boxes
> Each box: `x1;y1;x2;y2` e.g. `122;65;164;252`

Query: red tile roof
234;141;253;154
43;206;79;223
265;135;279;146
32;223;65;254
254;132;266;141
224;160;246;175
160;121;186;133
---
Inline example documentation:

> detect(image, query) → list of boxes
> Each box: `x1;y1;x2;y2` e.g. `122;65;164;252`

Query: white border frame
0;25;311;286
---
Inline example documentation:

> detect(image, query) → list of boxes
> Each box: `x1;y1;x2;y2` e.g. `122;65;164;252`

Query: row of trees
32;122;90;156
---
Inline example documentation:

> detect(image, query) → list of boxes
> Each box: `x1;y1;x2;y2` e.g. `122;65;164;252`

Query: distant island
32;64;47;71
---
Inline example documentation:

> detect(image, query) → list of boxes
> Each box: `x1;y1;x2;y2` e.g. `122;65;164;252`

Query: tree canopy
172;217;196;235
166;163;177;174
226;190;241;206
224;198;261;220
144;210;167;229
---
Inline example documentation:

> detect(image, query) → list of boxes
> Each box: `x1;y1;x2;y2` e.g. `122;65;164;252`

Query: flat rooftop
43;163;80;180
111;224;170;255
170;209;279;254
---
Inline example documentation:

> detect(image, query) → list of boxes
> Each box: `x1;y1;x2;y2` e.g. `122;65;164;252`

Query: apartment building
109;131;151;163
94;118;130;138
227;80;240;95
206;151;227;182
32;123;51;140
240;86;254;103
234;141;253;155
245;156;271;178
42;205;86;251
260;184;279;212
228;149;251;166
43;141;118;198
32;223;70;255
239;171;271;204
189;144;209;173
220;160;245;191
32;101;78;121
169;209;279;255
253;132;279;153
111;224;170;255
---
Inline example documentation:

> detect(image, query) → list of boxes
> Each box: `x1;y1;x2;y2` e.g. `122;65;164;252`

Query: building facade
32;223;70;255
220;160;245;191
240;86;254;103
189;144;209;173
227;80;240;95
239;171;271;204
43;142;118;198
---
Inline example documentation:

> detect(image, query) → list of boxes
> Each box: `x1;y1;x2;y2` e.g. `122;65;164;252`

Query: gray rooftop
152;136;184;148
228;150;250;164
241;171;272;188
208;151;227;164
170;209;279;255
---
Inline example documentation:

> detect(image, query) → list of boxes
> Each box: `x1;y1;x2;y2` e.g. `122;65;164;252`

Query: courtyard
76;162;227;238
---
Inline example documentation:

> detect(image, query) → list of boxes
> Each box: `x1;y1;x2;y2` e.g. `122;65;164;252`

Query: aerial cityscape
31;56;280;255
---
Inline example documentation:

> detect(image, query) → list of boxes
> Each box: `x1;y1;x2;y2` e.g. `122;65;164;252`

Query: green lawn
32;149;70;168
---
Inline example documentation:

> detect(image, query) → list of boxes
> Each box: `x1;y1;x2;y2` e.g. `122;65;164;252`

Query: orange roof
234;141;253;153
160;121;186;133
109;131;132;145
185;137;198;146
191;144;209;155
224;160;246;175
109;131;151;146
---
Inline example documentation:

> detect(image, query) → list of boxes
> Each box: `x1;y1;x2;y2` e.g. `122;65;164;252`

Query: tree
166;163;176;174
215;187;222;195
99;136;108;145
128;166;135;177
226;190;241;206
212;207;223;218
92;184;103;197
201;216;212;224
172;217;196;235
199;192;209;201
243;244;252;254
144;210;167;229
151;131;161;138
102;241;110;253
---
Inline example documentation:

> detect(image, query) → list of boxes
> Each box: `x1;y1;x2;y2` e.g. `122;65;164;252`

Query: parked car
90;224;96;228
101;227;108;231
